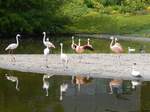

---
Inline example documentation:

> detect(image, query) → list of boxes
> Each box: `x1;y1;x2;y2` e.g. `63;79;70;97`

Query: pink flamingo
75;39;94;62
75;39;94;53
110;36;123;64
110;36;123;53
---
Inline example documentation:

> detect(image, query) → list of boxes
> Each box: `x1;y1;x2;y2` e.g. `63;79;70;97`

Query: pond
0;36;150;112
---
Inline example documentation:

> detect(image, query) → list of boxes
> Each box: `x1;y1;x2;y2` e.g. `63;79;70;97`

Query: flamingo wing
83;45;94;51
5;43;17;50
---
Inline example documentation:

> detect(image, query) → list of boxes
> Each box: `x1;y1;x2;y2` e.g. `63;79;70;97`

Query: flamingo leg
11;50;16;62
45;55;49;68
79;54;82;63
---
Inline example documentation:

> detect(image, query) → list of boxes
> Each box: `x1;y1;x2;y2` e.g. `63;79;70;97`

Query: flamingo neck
132;65;136;71
72;38;74;44
16;36;19;46
110;38;114;48
61;45;63;54
78;39;80;46
87;39;90;45
43;33;46;43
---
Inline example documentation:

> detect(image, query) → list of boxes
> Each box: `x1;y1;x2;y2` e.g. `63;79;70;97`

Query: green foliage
0;0;70;36
0;0;150;36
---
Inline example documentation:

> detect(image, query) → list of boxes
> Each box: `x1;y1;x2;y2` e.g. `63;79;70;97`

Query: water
0;36;150;112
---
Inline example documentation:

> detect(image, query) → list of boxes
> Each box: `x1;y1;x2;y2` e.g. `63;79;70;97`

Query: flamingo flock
3;33;143;99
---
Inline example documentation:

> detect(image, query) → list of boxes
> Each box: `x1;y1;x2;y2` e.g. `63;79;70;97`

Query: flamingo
109;79;123;94
75;39;94;62
128;47;135;53
5;74;19;91
60;43;68;68
44;46;50;68
60;83;68;101
43;32;55;48
110;36;123;64
131;63;141;77
5;34;21;61
110;36;123;53
75;39;94;53
71;36;77;50
42;74;52;96
72;75;92;92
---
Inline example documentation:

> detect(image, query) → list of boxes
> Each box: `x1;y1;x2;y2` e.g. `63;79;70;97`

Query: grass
65;13;150;37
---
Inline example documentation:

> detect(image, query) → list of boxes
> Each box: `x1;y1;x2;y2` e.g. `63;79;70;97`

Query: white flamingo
5;74;19;91
128;47;135;53
131;63;141;77
43;74;52;96
43;32;55;48
60;43;68;68
44;46;50;68
60;83;68;101
5;34;21;61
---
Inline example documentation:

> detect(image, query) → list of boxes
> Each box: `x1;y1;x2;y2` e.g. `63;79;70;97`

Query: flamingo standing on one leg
75;39;94;62
5;74;19;91
60;43;68;69
42;74;53;96
43;32;55;48
5;34;21;62
60;83;68;101
44;46;50;68
110;36;123;64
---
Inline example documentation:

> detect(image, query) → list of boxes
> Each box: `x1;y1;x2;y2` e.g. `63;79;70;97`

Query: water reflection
109;79;123;95
5;73;19;91
0;68;143;112
72;75;93;92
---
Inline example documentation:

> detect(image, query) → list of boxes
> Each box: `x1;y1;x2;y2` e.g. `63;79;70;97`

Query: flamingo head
115;38;118;42
16;34;21;37
43;32;46;35
72;36;74;39
110;36;114;40
60;43;63;46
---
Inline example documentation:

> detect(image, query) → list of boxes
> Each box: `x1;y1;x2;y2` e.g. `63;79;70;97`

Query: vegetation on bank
0;0;150;37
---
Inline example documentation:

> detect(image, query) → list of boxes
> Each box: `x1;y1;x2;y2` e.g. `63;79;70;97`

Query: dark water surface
0;36;150;112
